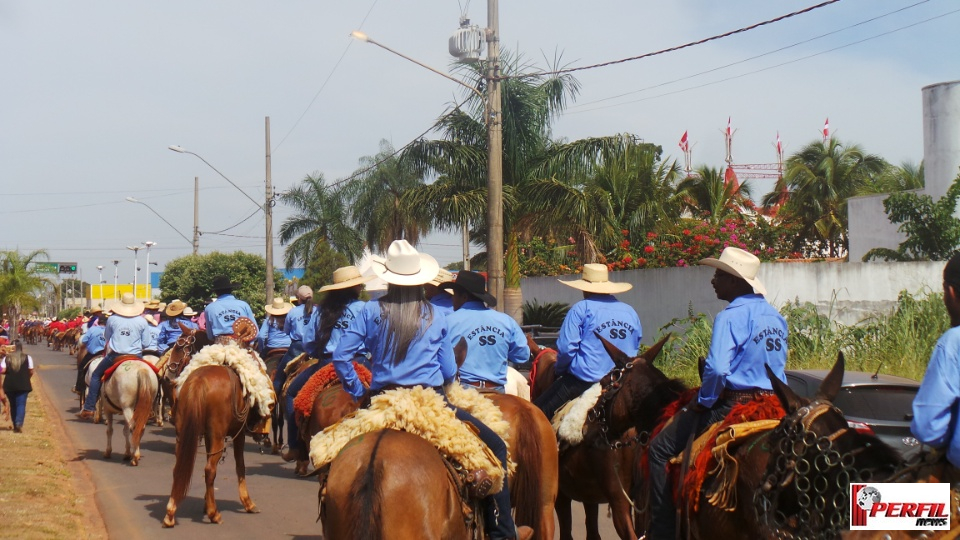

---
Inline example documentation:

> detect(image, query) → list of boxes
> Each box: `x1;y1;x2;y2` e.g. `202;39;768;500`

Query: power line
505;0;843;80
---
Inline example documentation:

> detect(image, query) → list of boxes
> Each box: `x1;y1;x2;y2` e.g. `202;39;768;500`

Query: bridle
166;332;197;380
587;359;650;450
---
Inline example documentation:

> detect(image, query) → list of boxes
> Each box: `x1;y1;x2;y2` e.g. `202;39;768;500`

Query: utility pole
265;116;275;304
486;0;504;308
193;176;200;255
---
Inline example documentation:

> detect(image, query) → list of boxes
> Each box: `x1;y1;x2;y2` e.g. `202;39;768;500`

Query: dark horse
160;324;211;425
530;334;686;540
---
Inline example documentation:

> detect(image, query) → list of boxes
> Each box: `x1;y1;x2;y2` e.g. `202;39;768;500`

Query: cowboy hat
158;302;167;312
144;314;159;326
699;247;767;296
164;299;186;317
264;297;293;316
558;264;632;294
373;239;439;286
428;268;455;287
440;270;496;307
112;292;145;317
182;306;197;317
144;299;161;310
319;266;375;292
212;276;239;293
89;306;103;315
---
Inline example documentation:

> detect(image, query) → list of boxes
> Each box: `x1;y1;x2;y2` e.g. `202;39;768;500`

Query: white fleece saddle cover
176;343;276;418
309;384;514;493
551;383;603;445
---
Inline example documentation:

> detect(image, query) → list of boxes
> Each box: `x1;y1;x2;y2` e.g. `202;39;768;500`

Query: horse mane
631;365;689;432
348;430;387;540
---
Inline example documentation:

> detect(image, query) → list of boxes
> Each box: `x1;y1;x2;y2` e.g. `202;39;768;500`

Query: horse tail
511;404;545;536
130;368;154;445
347;430;387;540
170;379;205;504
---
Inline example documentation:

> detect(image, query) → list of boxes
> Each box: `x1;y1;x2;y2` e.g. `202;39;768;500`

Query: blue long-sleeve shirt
446;300;530;385
258;316;292;352
698;294;788;408
429;292;454;317
333;300;456;399
104;314;150;356
157;317;198;354
556;294;642;383
316;299;367;357
143;321;160;351
912;326;960;467
283;305;312;342
204;294;258;340
81;325;106;355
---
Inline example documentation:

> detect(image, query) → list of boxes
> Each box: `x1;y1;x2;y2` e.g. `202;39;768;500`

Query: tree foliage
0;250;55;339
863;171;960;262
157;251;283;321
278;173;363;267
300;241;350;291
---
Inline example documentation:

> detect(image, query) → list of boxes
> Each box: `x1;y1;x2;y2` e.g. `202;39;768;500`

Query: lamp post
112;260;119;302
96;265;103;308
143;241;156;300
126;246;141;300
350;25;504;308
125;197;195;252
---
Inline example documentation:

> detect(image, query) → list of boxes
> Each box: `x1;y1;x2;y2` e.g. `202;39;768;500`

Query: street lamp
125;197;195;251
143;241;156;300
350;25;505;309
112;260;119;301
96;265;103;308
126;246;141;300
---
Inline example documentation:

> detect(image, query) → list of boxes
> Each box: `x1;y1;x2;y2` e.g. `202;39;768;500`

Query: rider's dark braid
315;288;358;355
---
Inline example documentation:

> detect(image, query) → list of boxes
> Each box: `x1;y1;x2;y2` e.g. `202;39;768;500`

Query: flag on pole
726;117;732;136
823;118;829;139
679;131;689;152
776;132;782;154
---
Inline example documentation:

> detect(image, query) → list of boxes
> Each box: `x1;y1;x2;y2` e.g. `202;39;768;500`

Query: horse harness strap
587;361;645;450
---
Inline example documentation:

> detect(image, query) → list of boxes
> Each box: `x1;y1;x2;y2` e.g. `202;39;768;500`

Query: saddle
101;356;160;382
176;342;276;419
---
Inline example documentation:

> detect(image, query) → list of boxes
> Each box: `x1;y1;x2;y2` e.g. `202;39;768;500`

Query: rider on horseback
74;309;107;397
441;270;530;393
273;285;314;399
331;240;533;540
533;263;642;421
258;298;293;358
425;268;455;316
204;276;258;345
78;293;151;420
646;247;788;540
156;300;198;355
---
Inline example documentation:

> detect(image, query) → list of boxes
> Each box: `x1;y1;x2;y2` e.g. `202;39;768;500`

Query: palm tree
346;139;431;253
874;161;924;193
676;166;754;225
0;250;55;340
761;138;887;257
278;173;364;267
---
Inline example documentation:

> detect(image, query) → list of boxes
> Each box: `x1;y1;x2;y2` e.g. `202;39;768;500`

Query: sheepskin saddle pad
176;343;276;418
551;383;602;446
310;384;514;494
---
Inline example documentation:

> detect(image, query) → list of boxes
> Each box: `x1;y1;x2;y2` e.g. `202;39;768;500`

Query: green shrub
522;300;570;328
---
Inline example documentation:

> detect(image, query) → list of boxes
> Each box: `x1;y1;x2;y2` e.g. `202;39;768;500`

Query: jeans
8;391;28;428
532;373;595;421
273;339;305;397
647;400;733;540
284;359;327;453
82;352;121;412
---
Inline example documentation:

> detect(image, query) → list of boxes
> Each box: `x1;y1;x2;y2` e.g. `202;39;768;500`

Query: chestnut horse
529;334;685;540
159;324;212;424
162;364;270;527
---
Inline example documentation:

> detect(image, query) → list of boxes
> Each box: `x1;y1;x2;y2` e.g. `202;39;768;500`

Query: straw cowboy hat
319;266;375;293
182;306;198;317
144;314;159;326
89;306;103;315
113;292;145;317
372;239;439;286
558;263;633;294
428;268;455;287
700;247;767;296
164;300;186;317
264;297;293;316
145;299;161;310
440;270;496;307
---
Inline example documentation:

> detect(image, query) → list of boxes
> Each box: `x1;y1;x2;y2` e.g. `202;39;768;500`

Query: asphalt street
31;342;617;539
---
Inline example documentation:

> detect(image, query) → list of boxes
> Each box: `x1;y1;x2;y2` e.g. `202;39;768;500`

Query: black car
784;369;921;460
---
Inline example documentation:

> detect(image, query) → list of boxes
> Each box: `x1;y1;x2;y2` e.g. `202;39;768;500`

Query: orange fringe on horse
292;363;371;421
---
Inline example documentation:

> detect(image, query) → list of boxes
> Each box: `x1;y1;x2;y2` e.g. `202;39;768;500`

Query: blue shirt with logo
157;317;198;354
258;316;292;351
912;326;960;468
556;294;642;383
104;314;151;356
333;300;456;399
143;320;161;351
698;294;788;408
446;300;530;386
312;299;367;357
81;325;106;355
283;304;313;342
204;294;258;340
429;292;454;317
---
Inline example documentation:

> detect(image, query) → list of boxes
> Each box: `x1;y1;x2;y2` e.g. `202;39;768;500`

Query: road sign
58;263;78;274
35;262;59;274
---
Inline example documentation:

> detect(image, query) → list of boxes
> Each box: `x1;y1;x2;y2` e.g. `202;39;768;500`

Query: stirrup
465;469;494;499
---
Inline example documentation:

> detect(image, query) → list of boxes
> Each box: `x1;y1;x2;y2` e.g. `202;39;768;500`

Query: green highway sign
35;262;59;274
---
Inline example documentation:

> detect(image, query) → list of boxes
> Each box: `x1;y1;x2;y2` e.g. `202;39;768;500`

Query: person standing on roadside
1;341;35;433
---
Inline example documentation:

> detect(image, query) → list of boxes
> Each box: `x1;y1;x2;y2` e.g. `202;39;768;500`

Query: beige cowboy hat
144;299;161;310
558;263;632;294
319;265;375;292
428;268;455;287
182;306;198;317
89;306;103;315
165;299;186;317
112;292;145;317
144;314;159;326
700;247;767;296
264;297;293;316
372;239;439;286
158;302;167;312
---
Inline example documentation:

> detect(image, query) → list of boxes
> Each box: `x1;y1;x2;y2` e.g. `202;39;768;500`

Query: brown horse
162;364;270;527
526;333;556;403
261;346;288;454
530;334;685;540
159;324;212;424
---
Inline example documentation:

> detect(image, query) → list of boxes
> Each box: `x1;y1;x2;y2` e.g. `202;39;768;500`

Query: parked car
784;369;921;460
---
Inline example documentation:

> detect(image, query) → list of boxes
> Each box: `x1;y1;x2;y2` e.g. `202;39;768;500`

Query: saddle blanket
309;384;514;493
102;356;160;381
176;343;275;417
292;362;372;420
551;383;602;445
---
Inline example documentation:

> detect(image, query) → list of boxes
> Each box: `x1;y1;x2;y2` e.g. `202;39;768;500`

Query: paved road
32;342;618;539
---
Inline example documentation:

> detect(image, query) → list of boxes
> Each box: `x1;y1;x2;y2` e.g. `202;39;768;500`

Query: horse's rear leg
556;493;574;540
234;434;259;513
104;413;113;459
204;437;224;524
584;503;602;540
609;496;638;540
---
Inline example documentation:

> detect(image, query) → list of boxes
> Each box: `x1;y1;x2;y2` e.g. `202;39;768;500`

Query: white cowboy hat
428;268;455;287
112;292;145;317
319;265;375;292
182;306;197;317
558;263;632;294
372;239;440;286
264;297;294;316
143;314;159;326
700;247;767;296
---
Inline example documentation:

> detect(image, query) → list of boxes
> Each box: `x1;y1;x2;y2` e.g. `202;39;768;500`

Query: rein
587;360;649;450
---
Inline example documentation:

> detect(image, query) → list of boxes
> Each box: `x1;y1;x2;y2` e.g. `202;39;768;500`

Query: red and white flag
776;131;782;154
679;130;689;152
726;117;732;136
823;118;830;139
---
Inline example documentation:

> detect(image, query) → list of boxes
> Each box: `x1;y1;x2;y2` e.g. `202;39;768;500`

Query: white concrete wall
847;193;907;262
922;80;960;202
521;261;942;344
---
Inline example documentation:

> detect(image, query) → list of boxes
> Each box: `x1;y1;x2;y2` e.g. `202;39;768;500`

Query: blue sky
1;0;957;286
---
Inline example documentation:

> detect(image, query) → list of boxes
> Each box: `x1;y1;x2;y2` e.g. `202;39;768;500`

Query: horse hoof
162;515;176;528
246;505;260;514
103;452;111;459
130;459;139;467
209;513;222;524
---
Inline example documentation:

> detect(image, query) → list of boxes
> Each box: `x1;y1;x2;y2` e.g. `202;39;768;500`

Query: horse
159;324;212;425
83;354;106;422
260;346;288;454
162;348;273;527
526;333;556;403
529;334;684;540
99;357;159;466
